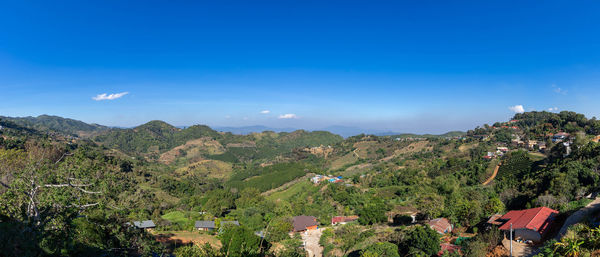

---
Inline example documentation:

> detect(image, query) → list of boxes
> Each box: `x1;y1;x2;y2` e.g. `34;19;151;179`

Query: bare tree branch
67;202;99;208
54;152;73;165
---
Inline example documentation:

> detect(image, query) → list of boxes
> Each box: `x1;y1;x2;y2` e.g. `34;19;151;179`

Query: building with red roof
428;218;453;234
292;215;318;232
331;215;359;225
437;243;461;256
497;207;558;242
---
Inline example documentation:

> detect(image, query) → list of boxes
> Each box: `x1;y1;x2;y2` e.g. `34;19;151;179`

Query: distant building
195;220;216;231
552;132;570;143
311;175;343;184
527;140;538;150
428;218;453;234
331;215;359;225
128;220;156;231
497;207;559;243
438;243;461;256
293;215;318;232
538;142;547;151
497;147;509;152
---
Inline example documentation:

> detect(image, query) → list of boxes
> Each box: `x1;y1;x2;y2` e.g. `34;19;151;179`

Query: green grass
528;152;547;162
266;180;313;201
161;211;204;229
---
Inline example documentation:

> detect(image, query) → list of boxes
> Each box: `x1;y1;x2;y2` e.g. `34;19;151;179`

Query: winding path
555;196;600;240
483;162;501;185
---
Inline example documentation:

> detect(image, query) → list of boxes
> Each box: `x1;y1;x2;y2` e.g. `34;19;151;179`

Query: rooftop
498;207;558;236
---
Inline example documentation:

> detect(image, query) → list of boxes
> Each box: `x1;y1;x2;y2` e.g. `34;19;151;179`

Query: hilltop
0;114;108;137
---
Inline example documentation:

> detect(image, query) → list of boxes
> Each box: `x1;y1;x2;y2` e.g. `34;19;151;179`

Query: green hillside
0;114;108;137
3;111;600;256
94;121;219;155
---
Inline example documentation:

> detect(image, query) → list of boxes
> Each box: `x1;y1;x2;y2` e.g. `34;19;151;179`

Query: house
527;140;538;150
538;142;547;151
428;218;453;234
195;220;216;231
331;216;359;225
486;214;504;226
312;175;343;184
438;243;461;256
552;132;570;143
497;207;559;243
497;146;509;152
128;220;156;231
293;215;318;232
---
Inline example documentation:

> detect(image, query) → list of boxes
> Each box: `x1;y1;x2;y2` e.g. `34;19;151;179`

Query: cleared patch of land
159;137;225;164
154;231;221;248
175;159;233;179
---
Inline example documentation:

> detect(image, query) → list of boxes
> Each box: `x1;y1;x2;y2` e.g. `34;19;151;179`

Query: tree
361;242;400;257
358;199;388;225
219;225;264;257
399;225;441;256
336;224;362;255
266;217;293;242
174;243;221;257
553;237;583;257
204;189;235;217
416;194;445;220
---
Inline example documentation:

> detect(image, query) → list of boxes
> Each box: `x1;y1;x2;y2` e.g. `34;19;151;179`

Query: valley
2;111;600;256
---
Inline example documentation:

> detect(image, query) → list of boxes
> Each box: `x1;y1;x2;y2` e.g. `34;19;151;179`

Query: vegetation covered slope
3;110;600;257
0;114;108;137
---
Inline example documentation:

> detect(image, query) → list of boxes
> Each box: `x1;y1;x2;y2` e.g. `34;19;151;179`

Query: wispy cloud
260;110;270;114
548;107;558;112
552;84;567;95
508;105;525;113
92;92;129;101
278;113;298;119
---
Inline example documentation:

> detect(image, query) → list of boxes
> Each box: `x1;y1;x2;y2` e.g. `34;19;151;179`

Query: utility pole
510;223;513;257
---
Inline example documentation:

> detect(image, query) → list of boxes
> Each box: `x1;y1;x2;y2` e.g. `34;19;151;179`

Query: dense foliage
3;111;600;256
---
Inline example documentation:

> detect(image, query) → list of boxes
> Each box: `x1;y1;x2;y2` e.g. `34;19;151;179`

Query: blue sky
1;1;599;133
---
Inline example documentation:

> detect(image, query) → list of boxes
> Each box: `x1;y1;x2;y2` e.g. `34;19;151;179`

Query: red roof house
438;243;461;256
428;218;453;234
331;216;359;225
292;215;318;232
497;207;558;242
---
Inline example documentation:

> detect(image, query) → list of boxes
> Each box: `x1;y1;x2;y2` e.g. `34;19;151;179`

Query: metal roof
195;220;216;228
132;220;155;229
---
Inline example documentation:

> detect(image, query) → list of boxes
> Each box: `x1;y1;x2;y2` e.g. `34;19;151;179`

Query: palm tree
554;237;584;257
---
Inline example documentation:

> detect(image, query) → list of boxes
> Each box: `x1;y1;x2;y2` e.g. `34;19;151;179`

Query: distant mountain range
0;114;466;139
214;125;465;138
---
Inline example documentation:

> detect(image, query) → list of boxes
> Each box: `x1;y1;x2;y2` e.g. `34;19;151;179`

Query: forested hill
93;120;344;159
0;114;108;137
94;120;221;154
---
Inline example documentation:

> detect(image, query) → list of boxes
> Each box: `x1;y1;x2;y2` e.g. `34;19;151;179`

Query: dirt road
502;238;536;257
483;162;501;185
301;228;323;257
556;196;600;240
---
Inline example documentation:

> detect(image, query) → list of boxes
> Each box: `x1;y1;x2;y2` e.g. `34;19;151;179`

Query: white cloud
225;115;231;119
548;107;558;112
508;105;525;113
278;113;298;119
552;84;567;95
260;110;270;114
92;92;129;101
